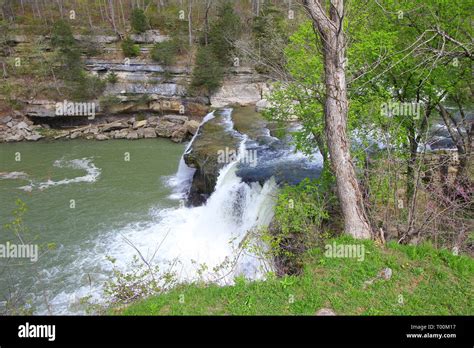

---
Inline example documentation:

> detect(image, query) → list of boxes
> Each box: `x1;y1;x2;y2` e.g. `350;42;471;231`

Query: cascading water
168;111;216;199
42;110;279;314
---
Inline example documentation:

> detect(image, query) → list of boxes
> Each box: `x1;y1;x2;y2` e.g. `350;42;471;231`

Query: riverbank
0;113;202;143
113;236;474;315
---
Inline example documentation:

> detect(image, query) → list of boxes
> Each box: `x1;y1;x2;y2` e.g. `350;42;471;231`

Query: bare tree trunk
57;0;64;18
303;0;372;239
118;0;126;29
85;1;94;29
204;0;211;46
187;0;193;66
108;0;118;33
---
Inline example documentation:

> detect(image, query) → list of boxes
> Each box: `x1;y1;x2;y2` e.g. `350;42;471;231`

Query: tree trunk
303;0;372;239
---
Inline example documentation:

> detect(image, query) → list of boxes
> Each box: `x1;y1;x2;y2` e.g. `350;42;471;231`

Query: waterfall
43;121;278;313
108;137;278;283
168;111;216;199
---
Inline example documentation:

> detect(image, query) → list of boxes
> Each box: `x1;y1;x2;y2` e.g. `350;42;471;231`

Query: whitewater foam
18;158;101;192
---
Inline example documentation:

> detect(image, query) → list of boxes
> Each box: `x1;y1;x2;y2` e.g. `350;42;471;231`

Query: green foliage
275;178;331;236
67;72;106;101
104;255;177;306
131;8;148;34
189;1;241;96
190;46;224;96
121;37;140;57
118;236;474;315
1;200;56;315
106;71;118;84
50;19;82;79
150;40;178;66
208;1;241;66
99;95;121;112
51;19;75;49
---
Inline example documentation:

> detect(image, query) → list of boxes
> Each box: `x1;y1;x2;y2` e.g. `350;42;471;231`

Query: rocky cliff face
1;30;269;143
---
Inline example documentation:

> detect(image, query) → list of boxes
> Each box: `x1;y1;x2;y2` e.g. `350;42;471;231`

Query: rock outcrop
183;110;241;205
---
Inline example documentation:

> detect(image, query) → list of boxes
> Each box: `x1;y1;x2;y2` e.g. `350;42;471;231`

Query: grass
113;236;473;315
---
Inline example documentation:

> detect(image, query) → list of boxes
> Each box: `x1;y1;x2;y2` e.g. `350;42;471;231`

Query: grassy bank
113;236;473;315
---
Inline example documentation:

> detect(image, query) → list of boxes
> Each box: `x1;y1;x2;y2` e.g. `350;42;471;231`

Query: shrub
99;95;121;112
107;71;118;84
121;37;140;57
67;72;106;101
150;40;177;66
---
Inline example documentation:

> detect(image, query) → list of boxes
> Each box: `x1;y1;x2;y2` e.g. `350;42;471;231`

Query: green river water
0;139;184;313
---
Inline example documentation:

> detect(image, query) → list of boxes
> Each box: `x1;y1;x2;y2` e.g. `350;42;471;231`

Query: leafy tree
190;46;224;96
208;1;241;66
131;8;148;34
252;1;288;74
151;40;178;66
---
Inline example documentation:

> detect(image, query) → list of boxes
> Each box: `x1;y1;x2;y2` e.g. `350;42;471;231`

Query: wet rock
184;110;241;205
184;120;200;135
171;126;188;143
25;134;43;141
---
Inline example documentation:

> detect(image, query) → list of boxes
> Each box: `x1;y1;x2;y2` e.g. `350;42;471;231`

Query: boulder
5;134;24;142
25;134;43;141
70;132;81;139
101;121;129;132
184;120;200;135
255;99;268;112
163;115;189;124
143;128;157;138
171;126;188;143
15;121;30;130
186;102;210;117
155;120;176;138
0;116;12;124
114;129;129;139
6;122;13;128
133;120;148;129
126;131;139;140
95;134;109;141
